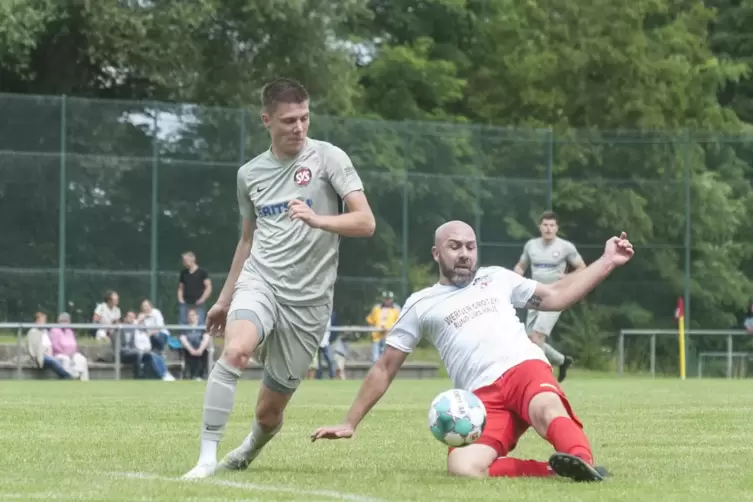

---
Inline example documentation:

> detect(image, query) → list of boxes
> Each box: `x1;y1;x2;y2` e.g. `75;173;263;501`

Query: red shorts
448;359;582;457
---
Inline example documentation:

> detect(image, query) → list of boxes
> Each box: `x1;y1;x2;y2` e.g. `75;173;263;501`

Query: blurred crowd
24;252;213;381
21;252;409;382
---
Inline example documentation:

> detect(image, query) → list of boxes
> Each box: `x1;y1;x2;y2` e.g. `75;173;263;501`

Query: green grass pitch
1;372;751;501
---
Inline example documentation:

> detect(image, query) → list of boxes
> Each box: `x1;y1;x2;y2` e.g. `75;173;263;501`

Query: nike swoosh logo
257;187;265;192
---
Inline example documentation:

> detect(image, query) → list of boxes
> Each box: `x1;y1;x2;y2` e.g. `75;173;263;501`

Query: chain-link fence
2;93;752;373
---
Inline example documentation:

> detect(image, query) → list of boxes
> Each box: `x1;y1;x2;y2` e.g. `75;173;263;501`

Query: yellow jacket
366;304;401;341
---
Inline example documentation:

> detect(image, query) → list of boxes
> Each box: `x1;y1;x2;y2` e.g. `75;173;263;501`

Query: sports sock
199;358;242;464
543;343;566;366
240;418;283;456
488;457;553;477
546;416;593;465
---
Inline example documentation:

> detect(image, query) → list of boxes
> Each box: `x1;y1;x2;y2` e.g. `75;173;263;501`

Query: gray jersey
520;237;583;284
237;138;364;305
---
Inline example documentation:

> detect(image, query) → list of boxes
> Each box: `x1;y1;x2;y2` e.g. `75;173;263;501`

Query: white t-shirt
41;331;52;352
134;330;152;351
386;266;549;391
94;303;121;325
142;308;167;334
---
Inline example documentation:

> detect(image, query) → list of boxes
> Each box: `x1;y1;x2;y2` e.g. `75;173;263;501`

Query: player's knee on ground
447;445;497;478
254;384;292;431
221;319;262;368
527;392;569;436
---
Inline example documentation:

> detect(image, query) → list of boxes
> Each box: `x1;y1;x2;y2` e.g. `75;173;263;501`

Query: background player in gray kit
514;211;586;382
183;78;376;479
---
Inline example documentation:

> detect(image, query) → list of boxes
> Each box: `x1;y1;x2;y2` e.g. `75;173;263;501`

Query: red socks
546;416;593;465
485;417;593;478
488;457;553;478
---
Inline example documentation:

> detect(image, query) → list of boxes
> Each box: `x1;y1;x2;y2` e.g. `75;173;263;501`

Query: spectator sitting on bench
49;312;89;381
137;298;181;354
179;307;210;380
119;311;176;381
92;290;121;342
26;312;72;379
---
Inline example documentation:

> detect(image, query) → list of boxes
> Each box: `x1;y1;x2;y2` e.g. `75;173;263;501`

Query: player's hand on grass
288;199;321;228
205;302;229;335
603;232;634;267
310;423;355;442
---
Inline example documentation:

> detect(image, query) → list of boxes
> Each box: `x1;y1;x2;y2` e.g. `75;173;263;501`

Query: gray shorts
526;309;562;337
227;275;331;394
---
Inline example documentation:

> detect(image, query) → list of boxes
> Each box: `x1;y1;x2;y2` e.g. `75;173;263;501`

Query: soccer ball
427;388;487;447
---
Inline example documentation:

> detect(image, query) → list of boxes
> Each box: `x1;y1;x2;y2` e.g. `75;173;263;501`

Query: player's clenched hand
310;423;355;442
288;199;322;228
205;302;229;335
603;232;635;266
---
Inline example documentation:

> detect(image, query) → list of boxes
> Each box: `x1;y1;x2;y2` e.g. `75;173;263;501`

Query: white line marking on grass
108;471;386;502
1;492;88;500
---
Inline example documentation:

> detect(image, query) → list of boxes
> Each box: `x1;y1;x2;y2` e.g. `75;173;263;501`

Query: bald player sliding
514;211;586;382
312;221;634;482
183;78;375;479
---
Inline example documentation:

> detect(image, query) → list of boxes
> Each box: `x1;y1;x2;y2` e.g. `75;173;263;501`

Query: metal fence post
650;333;656;378
617;330;624;377
238;107;246;235
114;329;121;381
57;95;68;314
401;135;410;302
15;325;23;380
239;107;246;164
546;127;554;209
727;334;733;379
683;129;691;329
150;112;159;303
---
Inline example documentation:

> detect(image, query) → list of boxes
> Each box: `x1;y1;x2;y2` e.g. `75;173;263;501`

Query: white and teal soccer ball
427;389;487;447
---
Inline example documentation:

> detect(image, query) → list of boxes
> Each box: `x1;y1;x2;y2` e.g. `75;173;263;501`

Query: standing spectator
26;312;72;379
365;290;401;363
178;251;212;326
179;307;211;380
48;312;89;381
92;290;121;341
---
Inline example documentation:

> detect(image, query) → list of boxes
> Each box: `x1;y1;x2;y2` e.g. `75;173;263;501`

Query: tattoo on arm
527;295;542;308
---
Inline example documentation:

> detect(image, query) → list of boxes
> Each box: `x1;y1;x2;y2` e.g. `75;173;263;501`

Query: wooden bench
0;360;440;380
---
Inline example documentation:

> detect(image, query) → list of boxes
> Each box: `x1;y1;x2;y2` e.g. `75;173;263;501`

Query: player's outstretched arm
527;232;634;311
310;346;408;441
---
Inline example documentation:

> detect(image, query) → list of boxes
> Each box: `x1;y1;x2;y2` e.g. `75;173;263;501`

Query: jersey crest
293;166;312;187
472;274;492;289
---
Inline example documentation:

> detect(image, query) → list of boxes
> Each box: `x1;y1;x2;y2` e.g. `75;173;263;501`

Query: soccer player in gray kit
514;211;585;382
183;78;375;479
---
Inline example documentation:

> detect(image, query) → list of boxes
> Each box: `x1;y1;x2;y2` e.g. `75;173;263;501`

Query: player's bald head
432;221;478;288
434;220;476;246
